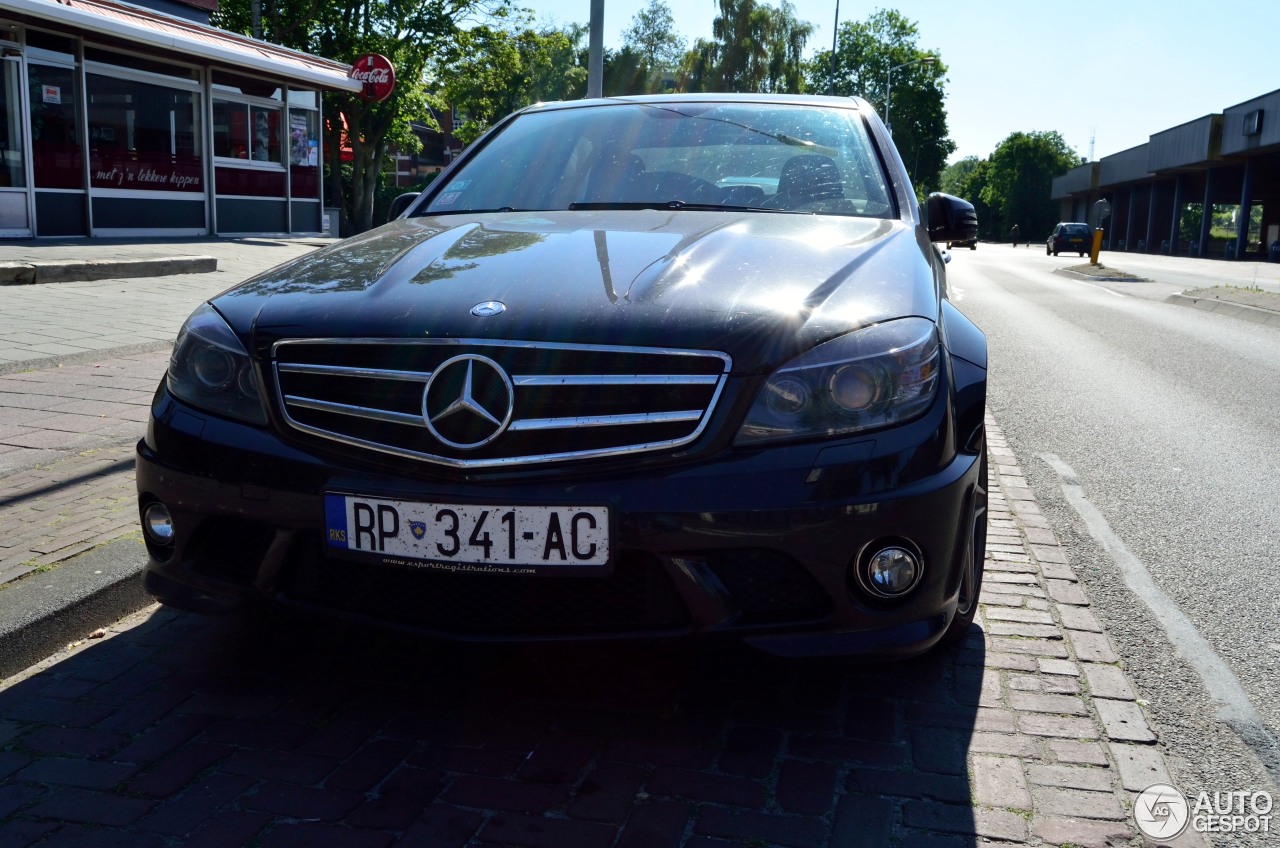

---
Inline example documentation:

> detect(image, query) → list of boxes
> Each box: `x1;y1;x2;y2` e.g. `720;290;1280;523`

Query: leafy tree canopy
439;19;587;144
939;155;981;197
214;0;509;234
806;9;953;198
679;0;813;94
951;158;994;239
980;130;1079;239
622;0;687;74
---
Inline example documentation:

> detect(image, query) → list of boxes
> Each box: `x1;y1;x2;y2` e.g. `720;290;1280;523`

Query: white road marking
1039;452;1280;785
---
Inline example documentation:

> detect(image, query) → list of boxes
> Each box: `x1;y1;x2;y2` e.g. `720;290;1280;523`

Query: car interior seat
771;154;844;209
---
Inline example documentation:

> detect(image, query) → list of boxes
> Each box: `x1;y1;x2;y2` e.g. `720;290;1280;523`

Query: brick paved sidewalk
0;351;166;585
976;417;1201;847
0;412;1204;847
0;238;323;369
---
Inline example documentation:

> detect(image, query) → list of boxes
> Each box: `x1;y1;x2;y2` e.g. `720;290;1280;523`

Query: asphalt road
947;245;1280;820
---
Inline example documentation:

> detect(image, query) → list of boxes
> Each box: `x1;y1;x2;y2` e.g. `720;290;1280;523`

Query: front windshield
422;100;894;218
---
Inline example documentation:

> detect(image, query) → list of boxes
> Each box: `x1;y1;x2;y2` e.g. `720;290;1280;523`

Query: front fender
941;299;987;452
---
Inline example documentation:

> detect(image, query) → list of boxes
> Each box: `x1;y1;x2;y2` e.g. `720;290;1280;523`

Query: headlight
735;317;940;445
167;303;266;425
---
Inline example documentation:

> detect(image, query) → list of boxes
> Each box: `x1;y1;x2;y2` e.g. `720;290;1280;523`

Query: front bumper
137;385;982;659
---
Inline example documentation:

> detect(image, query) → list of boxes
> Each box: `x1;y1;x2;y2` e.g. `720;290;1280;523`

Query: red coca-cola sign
350;53;395;102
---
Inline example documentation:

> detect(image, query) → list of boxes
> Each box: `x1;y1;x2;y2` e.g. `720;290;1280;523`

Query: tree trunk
325;116;345;236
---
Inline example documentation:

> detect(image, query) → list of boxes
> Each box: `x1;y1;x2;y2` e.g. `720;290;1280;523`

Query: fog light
863;545;921;597
143;503;174;545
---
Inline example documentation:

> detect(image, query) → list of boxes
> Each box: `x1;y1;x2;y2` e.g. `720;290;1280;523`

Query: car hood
215;211;939;374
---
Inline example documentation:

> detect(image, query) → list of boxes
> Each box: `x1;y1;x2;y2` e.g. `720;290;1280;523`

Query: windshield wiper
422;206;528;216
568;201;808;214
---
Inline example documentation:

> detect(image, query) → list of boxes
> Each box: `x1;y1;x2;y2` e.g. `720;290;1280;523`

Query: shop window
86;73;202;192
0;58;25;189
250;106;280;163
25;30;77;60
212;99;247;159
212;71;281;101
287;89;317;109
29;63;82;189
84;48;199;83
289;107;319;198
213;99;281;163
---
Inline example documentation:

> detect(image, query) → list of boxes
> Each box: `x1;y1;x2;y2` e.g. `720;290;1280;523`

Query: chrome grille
272;339;731;468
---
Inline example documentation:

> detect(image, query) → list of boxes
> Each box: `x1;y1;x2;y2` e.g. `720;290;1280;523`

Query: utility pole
828;0;839;95
588;0;604;98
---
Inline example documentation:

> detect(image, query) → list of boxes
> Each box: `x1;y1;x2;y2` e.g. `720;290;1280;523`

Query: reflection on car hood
215;211;939;373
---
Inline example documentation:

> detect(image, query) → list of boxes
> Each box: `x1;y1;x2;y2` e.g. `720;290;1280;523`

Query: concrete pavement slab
0;237;328;373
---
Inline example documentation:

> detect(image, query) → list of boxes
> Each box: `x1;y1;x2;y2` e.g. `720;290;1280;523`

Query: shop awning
1;0;362;92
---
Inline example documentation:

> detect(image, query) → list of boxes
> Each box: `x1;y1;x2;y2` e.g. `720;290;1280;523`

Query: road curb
1166;291;1280;323
1052;267;1148;283
0;255;217;285
0;339;173;377
0;537;153;681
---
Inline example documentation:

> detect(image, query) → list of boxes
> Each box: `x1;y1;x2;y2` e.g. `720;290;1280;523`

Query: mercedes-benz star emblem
422;354;514;450
470;301;506;317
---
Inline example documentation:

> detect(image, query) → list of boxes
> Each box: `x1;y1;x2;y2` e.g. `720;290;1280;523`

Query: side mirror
926;192;978;244
387;191;420;221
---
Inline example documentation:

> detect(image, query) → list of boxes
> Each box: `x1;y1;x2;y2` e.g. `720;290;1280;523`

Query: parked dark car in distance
1048;222;1090;256
137;94;986;660
947;236;977;250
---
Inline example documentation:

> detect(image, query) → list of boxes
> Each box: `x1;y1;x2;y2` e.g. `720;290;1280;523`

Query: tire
970;244;976;250
1053;250;1059;257
1045;246;1050;255
1079;252;1085;257
939;441;987;647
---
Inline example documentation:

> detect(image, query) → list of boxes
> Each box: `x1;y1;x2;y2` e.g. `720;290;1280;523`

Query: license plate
1069;238;1084;243
324;494;610;568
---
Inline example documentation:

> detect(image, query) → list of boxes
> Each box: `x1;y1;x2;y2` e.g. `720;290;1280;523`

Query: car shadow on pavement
0;606;984;847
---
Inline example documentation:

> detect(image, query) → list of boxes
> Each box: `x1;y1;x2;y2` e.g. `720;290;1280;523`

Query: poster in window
42;85;60;104
290;112;318;166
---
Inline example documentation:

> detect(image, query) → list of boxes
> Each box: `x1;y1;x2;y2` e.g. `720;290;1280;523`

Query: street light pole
587;0;604;98
828;0;839;96
884;55;935;135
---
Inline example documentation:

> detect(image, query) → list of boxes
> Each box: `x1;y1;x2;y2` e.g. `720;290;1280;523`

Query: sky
525;0;1280;165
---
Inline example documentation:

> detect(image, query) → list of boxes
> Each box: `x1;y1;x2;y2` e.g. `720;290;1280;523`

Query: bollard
1089;229;1104;264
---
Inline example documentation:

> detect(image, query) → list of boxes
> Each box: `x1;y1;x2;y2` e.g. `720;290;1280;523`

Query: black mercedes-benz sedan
137;94;986;658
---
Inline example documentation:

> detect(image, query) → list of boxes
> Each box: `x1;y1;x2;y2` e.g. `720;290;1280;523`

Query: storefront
0;0;359;237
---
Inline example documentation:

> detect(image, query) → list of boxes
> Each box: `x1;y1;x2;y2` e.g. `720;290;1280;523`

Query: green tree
980;131;1079;240
952;158;994;239
678;0;813;93
806;9;954;196
601;46;652;96
214;0;504;234
622;0;686;82
939;155;981;197
440;21;587;144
